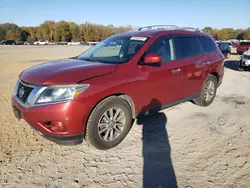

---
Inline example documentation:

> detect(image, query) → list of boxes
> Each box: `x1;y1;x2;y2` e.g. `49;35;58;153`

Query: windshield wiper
77;57;103;63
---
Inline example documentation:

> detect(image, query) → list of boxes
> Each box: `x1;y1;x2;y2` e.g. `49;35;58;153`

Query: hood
20;58;117;85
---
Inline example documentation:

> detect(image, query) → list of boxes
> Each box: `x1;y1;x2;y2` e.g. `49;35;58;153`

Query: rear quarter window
174;37;203;59
199;36;217;53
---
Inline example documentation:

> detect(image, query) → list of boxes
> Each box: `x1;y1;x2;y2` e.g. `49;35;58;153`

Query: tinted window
199;36;217;52
174;37;203;59
145;37;174;62
240;42;250;46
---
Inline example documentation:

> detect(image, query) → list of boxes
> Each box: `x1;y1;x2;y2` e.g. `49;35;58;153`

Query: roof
114;29;207;38
114;30;163;37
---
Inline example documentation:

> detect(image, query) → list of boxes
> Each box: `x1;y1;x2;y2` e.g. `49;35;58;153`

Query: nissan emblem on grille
19;86;25;98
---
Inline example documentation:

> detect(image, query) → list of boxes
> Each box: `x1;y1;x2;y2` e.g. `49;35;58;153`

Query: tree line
202;27;250;40
0;21;132;42
0;21;249;42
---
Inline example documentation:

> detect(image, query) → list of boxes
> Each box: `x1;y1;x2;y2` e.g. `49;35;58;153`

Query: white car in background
67;41;80;45
239;49;250;71
34;40;49;45
48;41;57;45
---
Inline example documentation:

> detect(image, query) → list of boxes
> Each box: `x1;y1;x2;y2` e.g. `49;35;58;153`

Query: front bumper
241;59;250;67
31;125;84;146
11;96;91;145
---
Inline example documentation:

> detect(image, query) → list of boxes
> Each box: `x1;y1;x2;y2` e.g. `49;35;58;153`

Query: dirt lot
0;46;249;188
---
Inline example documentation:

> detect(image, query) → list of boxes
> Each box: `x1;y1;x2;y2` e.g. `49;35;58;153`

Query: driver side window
145;37;175;62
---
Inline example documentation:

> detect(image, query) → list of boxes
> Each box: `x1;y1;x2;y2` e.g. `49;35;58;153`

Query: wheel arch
83;93;136;136
210;72;219;81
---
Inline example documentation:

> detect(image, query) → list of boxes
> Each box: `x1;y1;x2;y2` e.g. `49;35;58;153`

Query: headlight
35;85;89;104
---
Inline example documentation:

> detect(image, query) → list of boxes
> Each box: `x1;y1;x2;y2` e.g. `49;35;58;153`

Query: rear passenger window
145;37;175;62
174;37;203;59
199;36;216;52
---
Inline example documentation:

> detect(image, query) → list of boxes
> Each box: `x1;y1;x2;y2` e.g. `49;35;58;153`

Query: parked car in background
239;49;250;71
80;42;88;45
216;42;231;59
24;41;34;45
12;25;224;150
88;42;99;46
34;40;49;45
58;42;68;45
67;41;80;45
15;40;24;45
1;40;16;45
232;41;240;48
48;41;57;45
237;41;250;55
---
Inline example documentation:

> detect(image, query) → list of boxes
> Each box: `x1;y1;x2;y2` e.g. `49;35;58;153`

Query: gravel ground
0;46;249;188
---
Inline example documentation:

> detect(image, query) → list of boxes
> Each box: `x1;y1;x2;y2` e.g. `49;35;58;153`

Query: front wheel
85;96;132;150
193;74;218;106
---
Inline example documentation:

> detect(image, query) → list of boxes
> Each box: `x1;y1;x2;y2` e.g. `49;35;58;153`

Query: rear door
173;36;210;98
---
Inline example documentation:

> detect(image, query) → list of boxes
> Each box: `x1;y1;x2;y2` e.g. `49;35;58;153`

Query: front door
137;36;183;112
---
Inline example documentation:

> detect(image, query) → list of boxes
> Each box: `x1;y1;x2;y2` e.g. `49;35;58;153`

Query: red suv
12;25;224;150
237;41;250;55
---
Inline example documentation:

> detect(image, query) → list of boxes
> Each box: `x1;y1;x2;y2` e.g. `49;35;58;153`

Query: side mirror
144;53;162;64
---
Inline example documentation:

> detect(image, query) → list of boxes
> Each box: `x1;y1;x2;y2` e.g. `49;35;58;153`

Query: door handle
203;61;210;65
172;68;181;73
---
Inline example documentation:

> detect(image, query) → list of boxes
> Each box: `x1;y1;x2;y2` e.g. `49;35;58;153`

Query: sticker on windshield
130;36;147;41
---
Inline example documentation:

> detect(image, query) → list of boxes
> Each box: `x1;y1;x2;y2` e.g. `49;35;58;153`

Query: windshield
218;43;229;51
77;36;148;64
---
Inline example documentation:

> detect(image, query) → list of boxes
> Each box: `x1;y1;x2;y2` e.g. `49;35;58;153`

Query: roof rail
178;27;203;32
138;25;179;31
138;25;203;32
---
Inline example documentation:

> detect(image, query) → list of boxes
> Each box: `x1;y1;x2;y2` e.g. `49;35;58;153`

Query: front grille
17;82;34;103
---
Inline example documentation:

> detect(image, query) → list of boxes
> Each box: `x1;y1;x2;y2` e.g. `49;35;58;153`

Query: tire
193;74;218;107
238;63;244;71
243;67;250;71
85;96;132;150
238;59;245;71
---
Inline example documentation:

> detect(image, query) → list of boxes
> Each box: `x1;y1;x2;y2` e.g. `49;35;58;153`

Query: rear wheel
194;74;218;106
243;67;250;71
85;96;132;150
